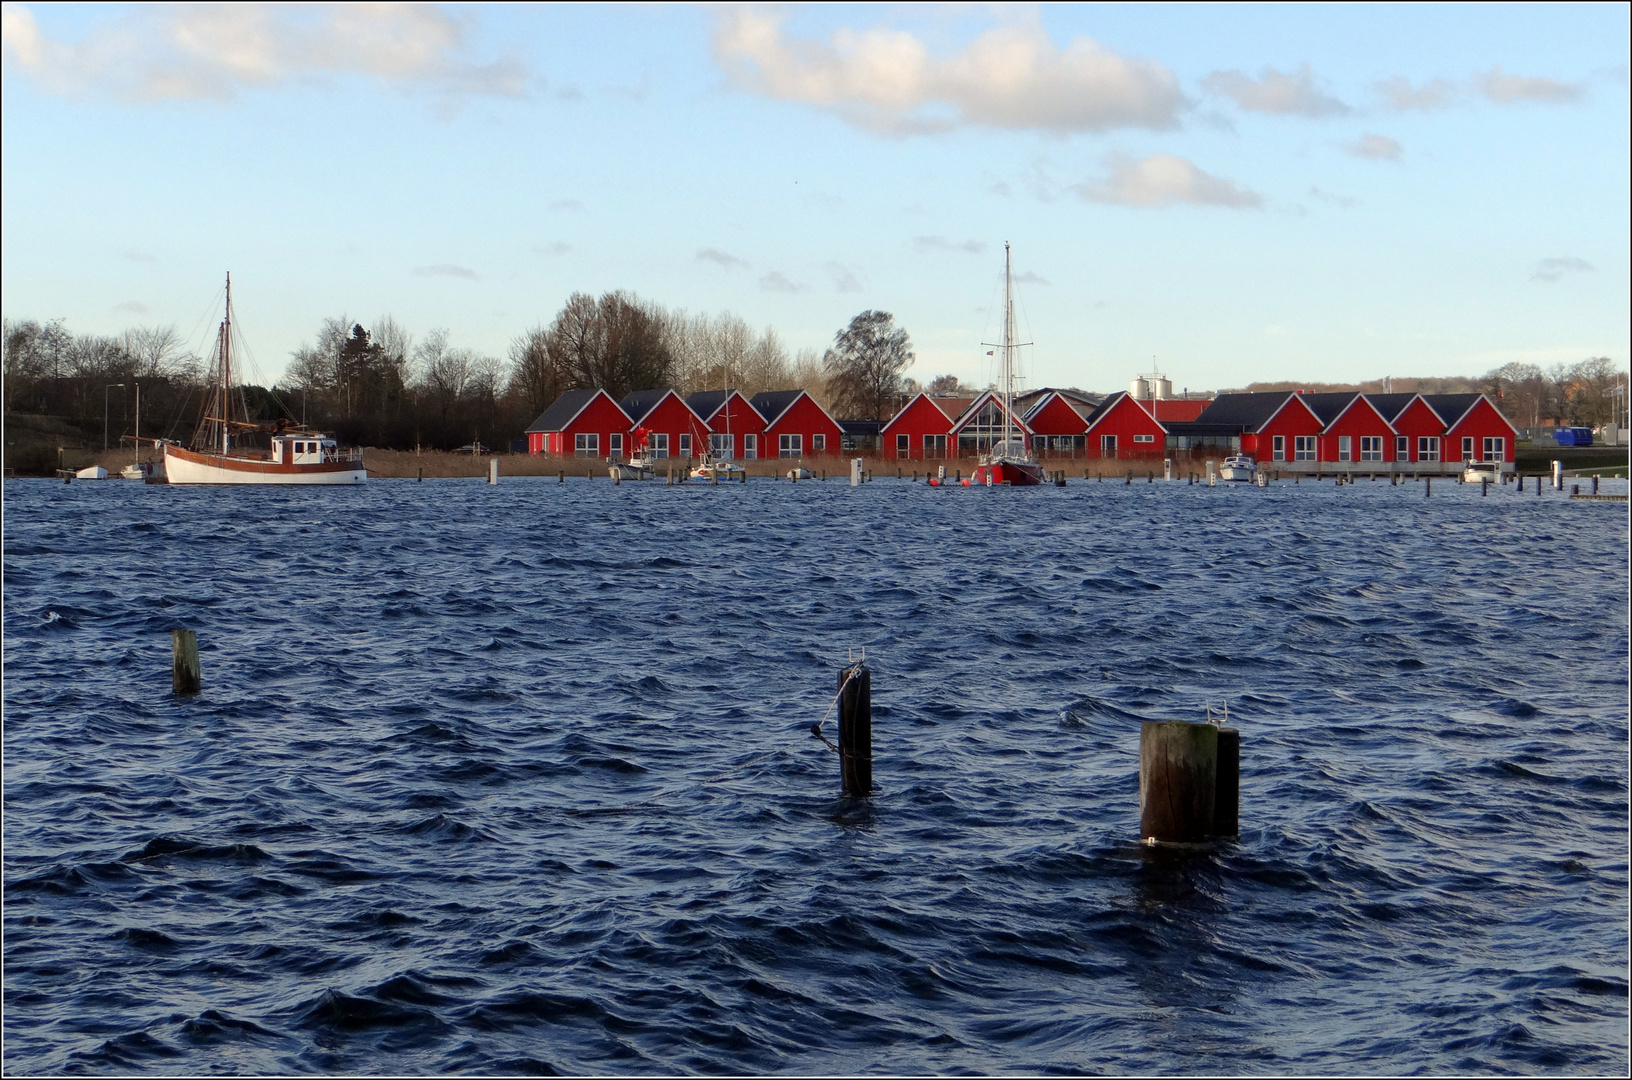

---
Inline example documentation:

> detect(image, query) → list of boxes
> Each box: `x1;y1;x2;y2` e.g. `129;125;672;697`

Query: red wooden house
1434;394;1519;463
880;394;969;460
1245;394;1324;463
525;388;633;458
621;389;710;460
750;390;843;458
1369;393;1444;464
686;389;768;461
1083;391;1168;459
1314;394;1399;465
1023;391;1091;456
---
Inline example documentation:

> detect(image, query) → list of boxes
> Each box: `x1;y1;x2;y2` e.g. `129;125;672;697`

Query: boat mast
1003;241;1013;451
222;272;232;455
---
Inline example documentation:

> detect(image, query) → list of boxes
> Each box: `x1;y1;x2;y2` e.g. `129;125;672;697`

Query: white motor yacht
1218;454;1257;482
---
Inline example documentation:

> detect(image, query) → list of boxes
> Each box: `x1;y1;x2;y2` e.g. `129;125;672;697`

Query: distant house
1082;391;1168;459
950;391;1033;456
621;389;710;460
1023;391;1091;457
1433;393;1519;464
880;394;970;460
749;390;843;458
525;388;631;457
686;389;767;461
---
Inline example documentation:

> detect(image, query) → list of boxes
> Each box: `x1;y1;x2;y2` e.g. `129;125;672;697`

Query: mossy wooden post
837;662;872;797
1214;728;1240;838
1139;721;1216;842
172;629;201;695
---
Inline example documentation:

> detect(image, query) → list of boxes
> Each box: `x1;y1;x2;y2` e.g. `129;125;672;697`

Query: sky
2;2;1627;395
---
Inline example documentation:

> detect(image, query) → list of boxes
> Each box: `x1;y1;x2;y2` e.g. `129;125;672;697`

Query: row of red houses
525;386;1520;466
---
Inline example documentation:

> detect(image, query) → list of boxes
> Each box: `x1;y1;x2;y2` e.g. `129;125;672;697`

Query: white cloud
1074;154;1261;209
411;264;478;280
1478;65;1585;104
113;300;148;316
533;242;572;257
0;2;527;102
123;249;156;264
1309;185;1359;209
548;199;586;214
1348;133;1402;161
1376;76;1456;111
825;262;862;293
1531;257;1593;283
710;9;1185;134
758;270;803;293
1202;64;1349;117
697;248;750;271
1013;271;1050;286
911;236;987;255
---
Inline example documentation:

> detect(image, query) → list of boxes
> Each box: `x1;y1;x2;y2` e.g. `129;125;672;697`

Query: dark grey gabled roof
620;389;675;425
748;390;804;426
1364;393;1418;423
526;388;624;433
1190;392;1300;432
1296;392;1361;427
1421;394;1484;430
685;389;763;425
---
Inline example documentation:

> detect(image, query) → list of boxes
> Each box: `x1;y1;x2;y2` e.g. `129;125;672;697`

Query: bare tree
822;310;914;420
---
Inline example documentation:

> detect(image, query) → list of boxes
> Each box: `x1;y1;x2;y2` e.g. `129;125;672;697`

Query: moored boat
161;274;366;486
611;427;658;480
1462;461;1502;485
693;454;745;480
965;242;1044;488
1218;454;1257;482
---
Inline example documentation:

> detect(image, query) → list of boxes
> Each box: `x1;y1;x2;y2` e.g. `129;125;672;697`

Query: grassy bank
1516;445;1630;477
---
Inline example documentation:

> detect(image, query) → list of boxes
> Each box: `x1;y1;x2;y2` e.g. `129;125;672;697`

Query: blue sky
2;3;1627;393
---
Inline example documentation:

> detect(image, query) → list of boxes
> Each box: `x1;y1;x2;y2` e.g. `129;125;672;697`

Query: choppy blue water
4;473;1628;1075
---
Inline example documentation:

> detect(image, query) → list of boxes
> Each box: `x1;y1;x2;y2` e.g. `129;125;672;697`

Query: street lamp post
104;383;125;451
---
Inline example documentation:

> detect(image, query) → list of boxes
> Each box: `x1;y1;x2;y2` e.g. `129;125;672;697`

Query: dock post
558;470;564;484
712;469;718;485
417;467;423;483
1482;478;1488;496
1572;483;1580;496
1139;721;1217;843
838;662;873;797
1425;477;1430;497
1164;458;1173;481
850;458;863;486
1206;460;1217;486
488;459;498;485
614;470;621;485
172;629;201;695
1536;475;1542;496
1552;460;1563;490
1125;470;1132;486
1593;475;1600;495
1214;728;1240;839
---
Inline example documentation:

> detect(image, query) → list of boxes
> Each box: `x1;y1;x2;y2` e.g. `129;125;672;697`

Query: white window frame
1483;436;1505;462
778;433;802;458
1338;435;1352;461
574;432;599;455
812;433;825;452
1272;435;1286;461
744;434;757;459
1396;435;1408;460
1294;436;1316;461
1133;433;1155;444
710;433;732;458
1100;434;1117;456
610;433;623;456
649;433;669;458
679;433;692;457
1418;436;1440;462
922;434;946;457
1462;436;1474;461
896;433;909;458
1360;436;1383;461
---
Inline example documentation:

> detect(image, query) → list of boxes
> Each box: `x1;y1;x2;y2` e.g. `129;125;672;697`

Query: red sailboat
966;242;1043;487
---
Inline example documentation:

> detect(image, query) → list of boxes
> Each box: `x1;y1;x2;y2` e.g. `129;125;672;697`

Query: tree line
3;294;925;454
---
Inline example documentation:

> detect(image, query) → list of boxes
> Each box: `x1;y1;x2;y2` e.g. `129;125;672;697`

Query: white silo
1152;376;1173;400
1129;377;1150;400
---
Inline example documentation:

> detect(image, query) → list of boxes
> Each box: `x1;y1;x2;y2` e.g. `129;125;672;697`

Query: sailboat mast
222;272;232;455
1003;241;1013;448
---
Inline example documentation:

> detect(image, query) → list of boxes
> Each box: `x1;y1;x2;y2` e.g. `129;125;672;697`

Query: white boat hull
163;444;365;485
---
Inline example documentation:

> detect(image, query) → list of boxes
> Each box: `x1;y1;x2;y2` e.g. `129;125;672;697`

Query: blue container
1554;427;1593;446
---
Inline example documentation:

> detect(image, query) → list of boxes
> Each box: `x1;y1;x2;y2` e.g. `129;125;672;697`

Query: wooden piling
1425;477;1430;497
558;470;564;483
172;629;201;695
1139;721;1217;843
488;459;499;485
837;663;873;797
1482;478;1488;496
1593;475;1600;494
1214;728;1240;838
417;467;423;482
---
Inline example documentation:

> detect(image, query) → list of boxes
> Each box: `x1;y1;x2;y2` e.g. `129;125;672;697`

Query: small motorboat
691;454;745;481
75;466;109;480
610;453;655;481
120;461;160;480
1463;462;1502;485
1218;454;1257;482
786;467;814;480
